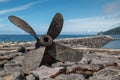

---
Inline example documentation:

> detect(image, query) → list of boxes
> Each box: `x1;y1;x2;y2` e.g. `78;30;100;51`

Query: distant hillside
103;27;120;35
97;24;120;35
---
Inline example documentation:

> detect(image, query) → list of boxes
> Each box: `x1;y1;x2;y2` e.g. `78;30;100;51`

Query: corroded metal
8;13;83;74
22;47;45;73
46;42;83;62
40;34;53;47
8;16;39;41
47;13;63;40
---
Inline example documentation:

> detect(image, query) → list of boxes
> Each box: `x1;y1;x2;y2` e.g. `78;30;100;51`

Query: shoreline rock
0;35;113;50
0;35;119;80
56;35;113;48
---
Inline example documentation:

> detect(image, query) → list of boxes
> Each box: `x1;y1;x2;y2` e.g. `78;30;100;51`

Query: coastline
0;35;113;49
0;35;120;80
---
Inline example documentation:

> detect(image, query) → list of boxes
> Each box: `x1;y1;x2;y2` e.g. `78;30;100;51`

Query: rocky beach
0;35;120;80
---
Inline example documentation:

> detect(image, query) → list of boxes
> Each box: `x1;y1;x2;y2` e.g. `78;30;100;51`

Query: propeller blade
46;42;83;62
47;13;63;40
8;16;39;41
22;47;46;74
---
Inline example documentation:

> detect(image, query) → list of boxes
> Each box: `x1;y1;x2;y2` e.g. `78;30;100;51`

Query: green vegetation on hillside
97;24;120;35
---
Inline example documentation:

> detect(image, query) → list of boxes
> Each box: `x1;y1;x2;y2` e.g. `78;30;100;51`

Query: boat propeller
8;13;83;73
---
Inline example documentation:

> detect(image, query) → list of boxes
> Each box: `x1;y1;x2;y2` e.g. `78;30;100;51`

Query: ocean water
103;35;120;49
0;35;93;42
0;35;119;49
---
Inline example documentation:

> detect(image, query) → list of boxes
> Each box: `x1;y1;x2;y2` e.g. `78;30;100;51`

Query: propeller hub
40;34;53;46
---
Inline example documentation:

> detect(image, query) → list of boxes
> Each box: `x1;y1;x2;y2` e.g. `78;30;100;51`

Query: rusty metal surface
47;13;63;40
8;13;83;74
8;16;39;41
55;43;83;62
40;35;53;46
22;47;45;73
47;43;83;62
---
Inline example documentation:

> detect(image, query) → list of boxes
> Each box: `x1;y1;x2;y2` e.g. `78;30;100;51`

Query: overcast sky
0;0;120;35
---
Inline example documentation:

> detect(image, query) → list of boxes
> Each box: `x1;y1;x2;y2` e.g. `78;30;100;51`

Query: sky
0;0;120;35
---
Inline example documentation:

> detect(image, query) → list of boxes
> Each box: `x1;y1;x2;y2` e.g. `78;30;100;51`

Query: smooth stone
31;65;66;79
55;74;85;80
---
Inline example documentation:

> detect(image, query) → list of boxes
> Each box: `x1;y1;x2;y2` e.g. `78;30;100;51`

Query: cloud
0;0;9;2
0;1;40;15
0;24;8;27
102;0;120;14
1;15;120;35
62;15;120;34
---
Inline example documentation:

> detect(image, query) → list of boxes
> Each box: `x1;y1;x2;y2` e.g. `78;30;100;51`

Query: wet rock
55;74;85;80
31;65;66;79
